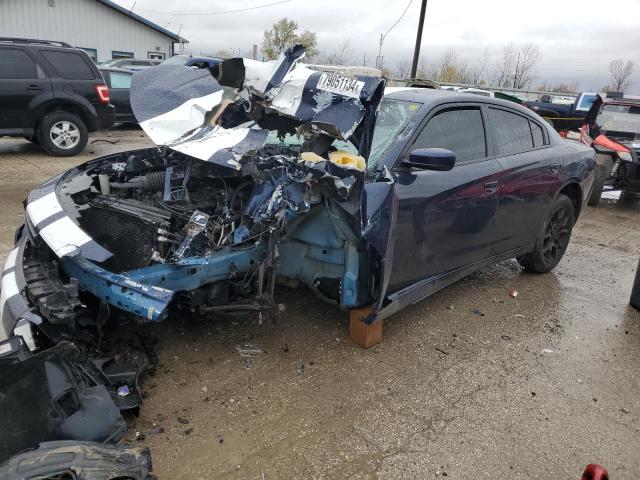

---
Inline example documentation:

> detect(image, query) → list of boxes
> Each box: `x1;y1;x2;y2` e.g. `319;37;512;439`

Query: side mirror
402;148;456;171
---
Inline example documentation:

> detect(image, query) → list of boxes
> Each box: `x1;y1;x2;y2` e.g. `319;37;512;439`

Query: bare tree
396;60;411;78
609;59;634;93
468;48;490;85
512;43;541;89
317;39;353;65
536;81;579;93
493;43;517;87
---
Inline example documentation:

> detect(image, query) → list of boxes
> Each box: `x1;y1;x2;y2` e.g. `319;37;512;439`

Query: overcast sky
116;0;640;92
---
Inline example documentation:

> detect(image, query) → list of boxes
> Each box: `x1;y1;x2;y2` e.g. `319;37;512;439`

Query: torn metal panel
130;44;385;168
361;169;399;322
0;441;153;480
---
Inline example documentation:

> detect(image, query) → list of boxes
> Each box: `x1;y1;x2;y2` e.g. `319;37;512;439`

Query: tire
588;154;614;207
518;194;575;273
37;111;88;157
587;164;607;206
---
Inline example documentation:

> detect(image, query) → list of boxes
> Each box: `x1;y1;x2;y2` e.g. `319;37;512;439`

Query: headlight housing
618;150;633;162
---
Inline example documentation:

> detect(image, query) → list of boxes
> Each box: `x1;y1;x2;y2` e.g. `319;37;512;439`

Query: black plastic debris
0;441;154;480
0;341;131;462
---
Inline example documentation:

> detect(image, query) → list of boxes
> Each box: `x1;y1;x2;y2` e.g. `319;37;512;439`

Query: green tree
262;18;318;60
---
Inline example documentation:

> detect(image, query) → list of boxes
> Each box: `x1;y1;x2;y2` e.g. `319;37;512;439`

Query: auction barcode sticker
317;73;365;99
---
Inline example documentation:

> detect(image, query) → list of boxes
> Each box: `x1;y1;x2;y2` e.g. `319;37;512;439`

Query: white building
0;0;187;62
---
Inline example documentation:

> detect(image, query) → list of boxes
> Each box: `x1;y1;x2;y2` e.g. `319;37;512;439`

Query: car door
486;107;562;253
387;104;502;292
0;47;52;132
106;71;134;123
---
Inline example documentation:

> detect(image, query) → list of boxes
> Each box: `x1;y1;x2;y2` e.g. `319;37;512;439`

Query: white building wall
0;0;176;62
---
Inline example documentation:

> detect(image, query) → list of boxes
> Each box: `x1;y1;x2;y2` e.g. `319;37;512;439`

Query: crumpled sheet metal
243;155;364;223
130;45;385;169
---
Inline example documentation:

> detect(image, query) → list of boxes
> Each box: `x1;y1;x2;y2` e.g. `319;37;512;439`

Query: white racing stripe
3;247;18;273
39;216;92;257
268;64;315;117
26;191;63;226
172;126;251;165
140;90;223;145
0;271;19;340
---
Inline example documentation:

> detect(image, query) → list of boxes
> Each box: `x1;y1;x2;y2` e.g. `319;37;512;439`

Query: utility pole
410;0;428;79
376;33;384;70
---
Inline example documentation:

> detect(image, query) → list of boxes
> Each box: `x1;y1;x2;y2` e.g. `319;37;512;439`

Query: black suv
0;38;115;156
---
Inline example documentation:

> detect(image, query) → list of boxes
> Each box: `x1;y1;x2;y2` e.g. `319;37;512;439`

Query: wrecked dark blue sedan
0;46;595;352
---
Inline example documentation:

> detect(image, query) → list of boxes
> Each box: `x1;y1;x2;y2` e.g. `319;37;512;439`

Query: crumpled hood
130;45;385;169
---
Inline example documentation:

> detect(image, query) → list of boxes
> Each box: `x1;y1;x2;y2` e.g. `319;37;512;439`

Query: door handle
549;163;561;173
484;180;499;193
26;84;44;91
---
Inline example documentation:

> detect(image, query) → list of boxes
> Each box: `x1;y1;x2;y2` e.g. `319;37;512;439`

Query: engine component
173;210;210;260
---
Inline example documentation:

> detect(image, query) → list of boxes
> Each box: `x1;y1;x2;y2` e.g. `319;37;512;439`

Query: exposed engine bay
3;44;393;356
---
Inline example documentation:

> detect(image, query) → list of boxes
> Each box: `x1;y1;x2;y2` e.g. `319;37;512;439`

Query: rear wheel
38;111;88;157
518;194;574;273
588;154;613;206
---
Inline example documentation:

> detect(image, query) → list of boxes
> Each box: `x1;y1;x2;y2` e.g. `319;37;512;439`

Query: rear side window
413;108;486;163
488;108;533;155
110;71;132;89
531;121;545;147
40;50;95;80
0;48;37;79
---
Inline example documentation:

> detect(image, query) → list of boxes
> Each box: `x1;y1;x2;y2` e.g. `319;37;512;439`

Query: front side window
488;108;533;155
413;107;486;164
40;50;95;80
109;71;132;89
0;48;37;79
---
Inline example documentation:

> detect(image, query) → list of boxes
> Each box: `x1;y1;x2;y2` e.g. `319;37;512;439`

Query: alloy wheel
542;205;571;264
50;121;80;149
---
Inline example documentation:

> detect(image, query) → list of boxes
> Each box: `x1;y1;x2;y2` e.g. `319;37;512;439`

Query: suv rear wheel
38;112;88;157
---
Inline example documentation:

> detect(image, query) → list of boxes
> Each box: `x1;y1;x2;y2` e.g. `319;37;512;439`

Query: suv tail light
95;84;110;104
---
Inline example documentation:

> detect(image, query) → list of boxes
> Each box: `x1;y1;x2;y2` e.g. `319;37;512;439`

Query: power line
376;0;413;69
383;0;413;38
133;0;294;16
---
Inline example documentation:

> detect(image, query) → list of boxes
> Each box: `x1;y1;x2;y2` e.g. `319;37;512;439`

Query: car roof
384;87;537;118
98;67;134;74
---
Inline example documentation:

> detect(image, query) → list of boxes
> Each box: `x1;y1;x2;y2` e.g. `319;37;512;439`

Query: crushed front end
1;45;391;351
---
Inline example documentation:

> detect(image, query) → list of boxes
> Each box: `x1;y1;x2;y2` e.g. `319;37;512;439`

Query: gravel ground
1;129;639;479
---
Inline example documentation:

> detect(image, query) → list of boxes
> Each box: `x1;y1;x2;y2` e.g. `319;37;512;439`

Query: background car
99;58;161;70
0;37;114;156
99;67;135;123
580;95;640;205
161;54;221;69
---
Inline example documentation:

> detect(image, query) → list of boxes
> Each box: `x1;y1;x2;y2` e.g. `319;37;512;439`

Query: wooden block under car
349;306;381;348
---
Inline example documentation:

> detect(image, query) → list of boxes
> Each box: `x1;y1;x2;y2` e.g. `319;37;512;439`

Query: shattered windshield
597;104;640;133
266;98;421;172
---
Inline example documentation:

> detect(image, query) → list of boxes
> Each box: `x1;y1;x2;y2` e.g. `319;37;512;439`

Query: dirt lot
1;129;639;479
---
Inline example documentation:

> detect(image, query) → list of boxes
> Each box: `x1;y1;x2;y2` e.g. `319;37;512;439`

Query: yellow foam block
328;150;366;171
300;151;325;163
